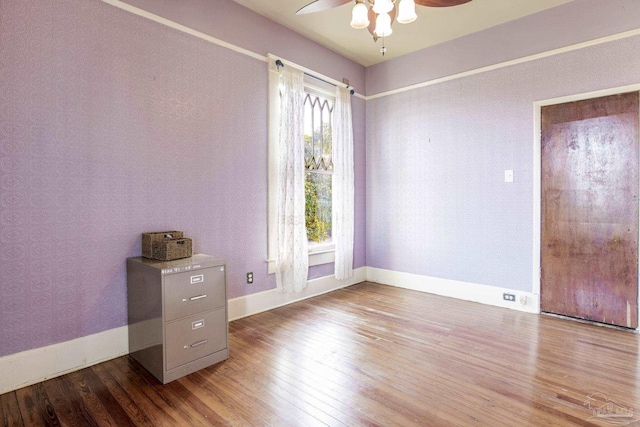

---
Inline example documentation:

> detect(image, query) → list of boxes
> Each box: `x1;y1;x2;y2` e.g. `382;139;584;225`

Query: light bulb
350;1;370;29
375;12;393;37
397;0;417;24
372;0;393;15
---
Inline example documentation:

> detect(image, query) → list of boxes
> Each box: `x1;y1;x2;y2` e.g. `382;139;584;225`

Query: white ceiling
232;0;574;66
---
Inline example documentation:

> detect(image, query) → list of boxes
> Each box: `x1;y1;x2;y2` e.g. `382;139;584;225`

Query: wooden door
541;92;639;328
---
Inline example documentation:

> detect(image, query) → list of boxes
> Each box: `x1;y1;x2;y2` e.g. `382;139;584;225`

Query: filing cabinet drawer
164;266;226;321
165;308;227;371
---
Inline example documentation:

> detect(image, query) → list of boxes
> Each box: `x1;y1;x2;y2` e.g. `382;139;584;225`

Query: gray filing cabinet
127;254;229;383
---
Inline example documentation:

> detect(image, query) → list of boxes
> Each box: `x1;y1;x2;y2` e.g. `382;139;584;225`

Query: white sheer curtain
332;86;355;280
275;64;309;293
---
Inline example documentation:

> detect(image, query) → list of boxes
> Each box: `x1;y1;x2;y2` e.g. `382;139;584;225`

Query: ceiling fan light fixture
372;0;394;15
375;12;393;37
350;1;370;29
397;0;417;24
296;0;474;57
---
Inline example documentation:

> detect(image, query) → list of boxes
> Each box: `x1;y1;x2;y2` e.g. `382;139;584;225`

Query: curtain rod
275;59;355;96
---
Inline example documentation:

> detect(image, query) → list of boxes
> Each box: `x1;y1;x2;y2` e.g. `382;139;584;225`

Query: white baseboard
0;326;129;395
0;268;366;394
366;267;540;314
1;266;535;394
228;266;367;321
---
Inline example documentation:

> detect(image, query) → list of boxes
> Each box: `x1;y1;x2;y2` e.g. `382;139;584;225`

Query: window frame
267;58;336;274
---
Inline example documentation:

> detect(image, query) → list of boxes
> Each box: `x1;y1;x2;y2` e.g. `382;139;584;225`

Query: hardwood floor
2;281;639;426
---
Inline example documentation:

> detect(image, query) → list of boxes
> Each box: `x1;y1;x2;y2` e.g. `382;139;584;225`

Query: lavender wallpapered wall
367;35;640;292
120;0;366;93
365;0;640;96
0;0;366;357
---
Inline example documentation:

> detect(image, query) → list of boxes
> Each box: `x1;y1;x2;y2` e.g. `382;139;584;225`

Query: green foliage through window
305;172;331;243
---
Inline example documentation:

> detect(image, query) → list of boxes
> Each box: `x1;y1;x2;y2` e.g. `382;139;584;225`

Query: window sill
267;248;335;274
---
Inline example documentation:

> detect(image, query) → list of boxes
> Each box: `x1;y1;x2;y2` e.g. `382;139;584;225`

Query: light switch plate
504;170;514;183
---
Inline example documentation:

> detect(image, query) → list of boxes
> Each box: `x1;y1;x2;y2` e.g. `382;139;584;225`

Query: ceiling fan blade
415;0;473;7
296;0;352;15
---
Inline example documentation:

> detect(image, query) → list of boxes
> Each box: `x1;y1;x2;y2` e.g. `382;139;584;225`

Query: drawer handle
184;339;208;349
190;274;204;284
182;294;207;302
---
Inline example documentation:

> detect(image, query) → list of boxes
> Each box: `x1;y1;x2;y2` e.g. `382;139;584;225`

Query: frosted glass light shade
397;0;417;24
350;2;370;29
372;0;393;14
375;12;393;37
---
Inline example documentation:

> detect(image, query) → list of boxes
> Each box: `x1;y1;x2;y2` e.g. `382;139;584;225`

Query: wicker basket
152;238;193;261
142;231;184;259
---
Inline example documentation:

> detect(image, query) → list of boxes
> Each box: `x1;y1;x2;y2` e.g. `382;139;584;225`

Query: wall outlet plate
503;293;516;302
247;272;253;284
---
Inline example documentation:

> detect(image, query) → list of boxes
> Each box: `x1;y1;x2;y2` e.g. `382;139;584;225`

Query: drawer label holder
190;274;204;284
191;319;205;330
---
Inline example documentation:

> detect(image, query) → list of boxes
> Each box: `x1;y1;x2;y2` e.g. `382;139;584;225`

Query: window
303;92;334;248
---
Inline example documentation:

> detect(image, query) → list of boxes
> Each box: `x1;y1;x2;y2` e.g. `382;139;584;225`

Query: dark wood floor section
2;282;639;426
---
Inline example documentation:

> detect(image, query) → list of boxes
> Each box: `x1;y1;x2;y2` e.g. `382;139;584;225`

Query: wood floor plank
203;357;354;427
15;383;61;426
216;354;347;427
147;379;231;426
2;282;640;426
240;306;504;420
117;357;229;426
76;367;137;426
61;369;124;427
40;375;99;427
231;322;484;425
107;357;190;426
186;367;285;426
91;361;159;426
225;335;396;426
0;392;24;427
231;284;636;427
232;309;523;426
177;370;269;426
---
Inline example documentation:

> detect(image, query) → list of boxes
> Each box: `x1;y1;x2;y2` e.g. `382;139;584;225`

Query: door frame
532;83;640;330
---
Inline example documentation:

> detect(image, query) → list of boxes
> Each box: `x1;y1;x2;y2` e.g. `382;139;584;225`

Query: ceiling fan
297;0;472;15
297;0;473;55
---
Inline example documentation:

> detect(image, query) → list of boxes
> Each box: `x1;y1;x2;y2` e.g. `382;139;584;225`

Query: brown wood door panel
541;92;639;328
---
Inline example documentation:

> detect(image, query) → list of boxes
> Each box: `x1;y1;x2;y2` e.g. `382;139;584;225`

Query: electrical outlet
246;272;253;284
503;293;516;302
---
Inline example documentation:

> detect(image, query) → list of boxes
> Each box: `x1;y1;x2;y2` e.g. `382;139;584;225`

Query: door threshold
541;311;638;333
